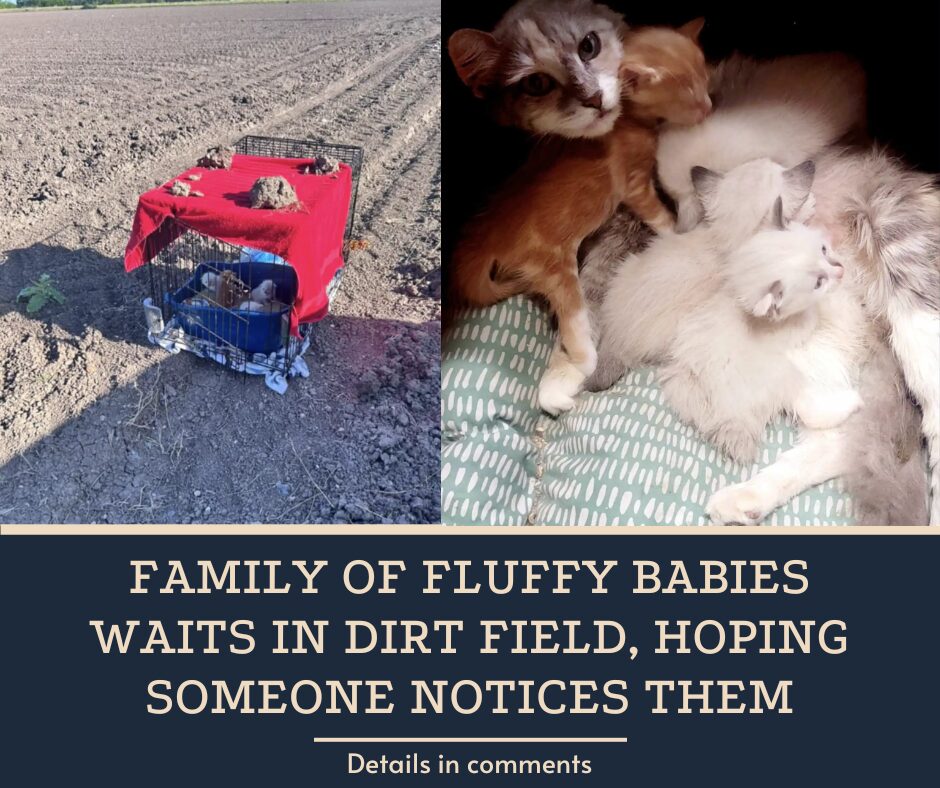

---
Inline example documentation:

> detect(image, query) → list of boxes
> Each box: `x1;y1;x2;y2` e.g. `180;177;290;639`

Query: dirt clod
168;180;190;197
197;145;234;170
186;173;202;182
249;176;298;209
304;155;340;175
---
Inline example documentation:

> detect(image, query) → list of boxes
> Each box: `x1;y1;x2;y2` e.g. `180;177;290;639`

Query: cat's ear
782;160;815;212
690;166;722;200
621;62;664;93
772;196;787;230
448;29;501;98
753;281;784;318
678;17;705;42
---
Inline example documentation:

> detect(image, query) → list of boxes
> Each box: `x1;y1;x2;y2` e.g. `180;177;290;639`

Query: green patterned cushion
442;296;855;526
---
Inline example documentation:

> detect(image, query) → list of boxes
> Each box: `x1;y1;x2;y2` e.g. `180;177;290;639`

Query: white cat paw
538;367;584;416
707;484;771;525
795;388;863;430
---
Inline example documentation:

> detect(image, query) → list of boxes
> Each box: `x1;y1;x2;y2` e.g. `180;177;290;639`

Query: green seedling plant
18;274;66;314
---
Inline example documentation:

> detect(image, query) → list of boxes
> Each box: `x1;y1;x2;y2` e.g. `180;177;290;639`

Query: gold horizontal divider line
0;524;936;536
313;737;628;743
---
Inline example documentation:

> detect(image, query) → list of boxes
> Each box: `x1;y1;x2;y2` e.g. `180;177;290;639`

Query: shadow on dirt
1;239;441;525
0;236;150;348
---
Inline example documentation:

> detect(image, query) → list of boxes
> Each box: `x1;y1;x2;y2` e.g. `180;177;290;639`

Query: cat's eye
815;275;827;290
519;73;556;97
821;245;827;255
578;32;601;61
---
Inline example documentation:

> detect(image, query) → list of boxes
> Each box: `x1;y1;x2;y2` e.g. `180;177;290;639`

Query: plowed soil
0;1;441;524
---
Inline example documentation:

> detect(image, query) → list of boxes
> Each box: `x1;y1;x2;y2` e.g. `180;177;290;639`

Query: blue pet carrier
167;261;297;355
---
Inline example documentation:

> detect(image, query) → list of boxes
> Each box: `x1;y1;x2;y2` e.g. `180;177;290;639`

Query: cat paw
538;365;584;416
707;484;771;525
538;387;576;416
795;388;863;430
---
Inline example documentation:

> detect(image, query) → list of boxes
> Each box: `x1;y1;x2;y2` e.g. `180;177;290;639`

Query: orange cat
449;20;710;378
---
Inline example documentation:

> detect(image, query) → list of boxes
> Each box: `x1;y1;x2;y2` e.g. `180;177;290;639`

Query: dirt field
0;0;441;524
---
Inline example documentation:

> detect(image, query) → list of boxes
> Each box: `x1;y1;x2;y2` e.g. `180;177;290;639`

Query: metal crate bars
142;224;311;393
234;135;364;258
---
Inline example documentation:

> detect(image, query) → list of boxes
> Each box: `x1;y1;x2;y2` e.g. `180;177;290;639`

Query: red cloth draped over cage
124;154;353;335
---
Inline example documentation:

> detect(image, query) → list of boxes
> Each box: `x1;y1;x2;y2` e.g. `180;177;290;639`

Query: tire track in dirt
248;32;440;150
337;111;442;316
272;34;442;319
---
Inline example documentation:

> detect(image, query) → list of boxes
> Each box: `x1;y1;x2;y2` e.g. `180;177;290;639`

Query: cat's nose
830;261;844;280
582;91;603;110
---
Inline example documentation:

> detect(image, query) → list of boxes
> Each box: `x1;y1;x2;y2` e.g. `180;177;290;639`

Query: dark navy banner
1;535;936;785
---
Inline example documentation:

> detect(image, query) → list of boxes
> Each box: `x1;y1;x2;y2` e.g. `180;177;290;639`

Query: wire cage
141;135;363;393
235;135;364;257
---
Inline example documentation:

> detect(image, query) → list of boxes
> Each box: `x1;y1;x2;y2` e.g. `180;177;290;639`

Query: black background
442;1;940;276
1;535;937;785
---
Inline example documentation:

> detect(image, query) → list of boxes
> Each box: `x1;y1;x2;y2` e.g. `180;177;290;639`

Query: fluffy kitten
590;161;837;456
200;271;250;309
660;212;860;462
200;272;276;311
588;161;926;524
448;0;628;139
538;157;814;413
703;226;927;525
450;21;710;382
656;52;866;231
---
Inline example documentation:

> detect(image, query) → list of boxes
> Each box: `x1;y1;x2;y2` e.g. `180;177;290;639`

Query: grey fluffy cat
811;146;940;525
448;0;628;139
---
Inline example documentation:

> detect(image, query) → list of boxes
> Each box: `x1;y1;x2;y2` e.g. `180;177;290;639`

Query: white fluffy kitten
661;208;862;462
538;157;815;415
704;236;927;525
593;175;862;463
656;52;865;231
